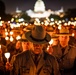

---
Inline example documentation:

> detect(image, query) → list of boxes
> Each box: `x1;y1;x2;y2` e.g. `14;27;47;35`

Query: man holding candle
19;33;30;52
5;33;30;71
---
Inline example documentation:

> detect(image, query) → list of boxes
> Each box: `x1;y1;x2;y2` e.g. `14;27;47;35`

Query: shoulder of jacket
69;45;76;49
52;45;58;49
44;52;56;60
16;50;28;58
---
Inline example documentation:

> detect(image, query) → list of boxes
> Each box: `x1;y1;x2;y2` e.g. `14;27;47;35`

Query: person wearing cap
19;33;30;52
5;33;30;71
52;28;76;75
10;25;60;75
6;40;22;62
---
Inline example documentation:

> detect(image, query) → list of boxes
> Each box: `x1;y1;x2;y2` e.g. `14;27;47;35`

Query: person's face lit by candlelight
59;35;69;47
22;41;30;51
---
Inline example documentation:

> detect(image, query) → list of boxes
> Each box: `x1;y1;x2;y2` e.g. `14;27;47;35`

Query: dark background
2;0;76;14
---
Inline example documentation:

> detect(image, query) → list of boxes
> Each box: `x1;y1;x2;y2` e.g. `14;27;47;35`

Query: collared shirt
59;45;68;55
30;50;43;66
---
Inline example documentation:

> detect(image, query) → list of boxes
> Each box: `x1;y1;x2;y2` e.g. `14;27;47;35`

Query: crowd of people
0;23;76;75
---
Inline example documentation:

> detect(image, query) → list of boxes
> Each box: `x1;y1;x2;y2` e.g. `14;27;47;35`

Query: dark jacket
10;50;60;75
52;44;76;75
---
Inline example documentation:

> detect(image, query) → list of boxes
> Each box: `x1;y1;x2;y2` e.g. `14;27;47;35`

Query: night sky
2;0;76;14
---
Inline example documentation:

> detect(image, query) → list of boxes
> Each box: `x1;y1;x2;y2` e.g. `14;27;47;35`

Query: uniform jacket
52;44;76;75
10;50;60;75
69;36;76;46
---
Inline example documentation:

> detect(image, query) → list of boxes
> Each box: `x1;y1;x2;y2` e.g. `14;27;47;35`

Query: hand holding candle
47;39;53;54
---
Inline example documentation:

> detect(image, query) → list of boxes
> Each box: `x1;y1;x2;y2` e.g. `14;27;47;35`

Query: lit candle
47;39;53;52
10;31;13;35
4;52;10;62
72;33;74;37
10;36;14;42
16;35;21;40
5;36;9;41
5;32;8;36
0;45;1;49
49;39;53;45
47;45;49;51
